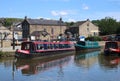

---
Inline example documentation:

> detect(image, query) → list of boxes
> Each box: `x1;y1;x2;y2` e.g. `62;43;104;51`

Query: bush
85;36;102;41
0;51;14;57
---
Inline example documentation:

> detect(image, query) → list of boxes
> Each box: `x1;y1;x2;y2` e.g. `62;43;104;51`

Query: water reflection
14;55;72;76
74;51;100;69
98;54;120;70
0;57;14;68
2;51;120;81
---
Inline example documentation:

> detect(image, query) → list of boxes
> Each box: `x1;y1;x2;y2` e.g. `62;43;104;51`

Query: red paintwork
109;48;120;53
110;58;120;65
17;50;30;54
15;41;75;56
31;41;73;44
104;41;120;54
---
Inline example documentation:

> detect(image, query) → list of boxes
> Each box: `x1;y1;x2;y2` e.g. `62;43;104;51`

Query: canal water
1;51;120;81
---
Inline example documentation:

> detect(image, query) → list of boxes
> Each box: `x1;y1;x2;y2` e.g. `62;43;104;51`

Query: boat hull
75;45;100;52
15;49;75;59
104;48;120;55
104;41;120;55
75;41;101;52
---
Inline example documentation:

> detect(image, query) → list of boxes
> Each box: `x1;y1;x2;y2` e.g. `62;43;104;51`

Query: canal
0;51;120;81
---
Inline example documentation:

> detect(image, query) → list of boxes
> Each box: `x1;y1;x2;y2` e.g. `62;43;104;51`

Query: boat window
22;43;34;50
62;44;65;48
37;44;44;50
44;44;47;49
65;44;70;48
59;44;62;48
50;44;53;49
54;44;59;49
106;42;118;49
30;44;34;51
47;44;51;49
24;44;30;50
78;41;85;46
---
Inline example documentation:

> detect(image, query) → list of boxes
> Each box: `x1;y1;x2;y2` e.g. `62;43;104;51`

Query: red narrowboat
104;41;120;55
15;41;75;58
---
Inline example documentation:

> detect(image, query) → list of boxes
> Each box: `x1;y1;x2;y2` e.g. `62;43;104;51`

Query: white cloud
82;4;89;10
59;11;68;16
51;10;68;16
51;10;78;17
51;11;59;16
68;18;76;22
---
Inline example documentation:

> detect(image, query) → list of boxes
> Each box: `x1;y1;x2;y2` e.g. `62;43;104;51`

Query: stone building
0;26;11;47
21;17;67;41
69;19;99;38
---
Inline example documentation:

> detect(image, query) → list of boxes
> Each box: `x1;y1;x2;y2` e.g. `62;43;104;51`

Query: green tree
65;22;75;27
116;22;120;34
92;17;119;35
2;18;23;27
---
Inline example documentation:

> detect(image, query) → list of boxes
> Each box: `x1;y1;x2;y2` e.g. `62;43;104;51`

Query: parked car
115;34;120;41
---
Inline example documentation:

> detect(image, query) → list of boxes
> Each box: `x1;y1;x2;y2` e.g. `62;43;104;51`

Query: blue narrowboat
75;41;101;52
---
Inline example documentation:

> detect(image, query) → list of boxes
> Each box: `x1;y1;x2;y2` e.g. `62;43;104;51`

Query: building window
44;28;46;31
94;32;97;36
87;23;89;26
87;28;89;32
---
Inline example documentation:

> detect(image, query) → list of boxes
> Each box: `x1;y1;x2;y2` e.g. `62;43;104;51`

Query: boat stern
15;49;31;58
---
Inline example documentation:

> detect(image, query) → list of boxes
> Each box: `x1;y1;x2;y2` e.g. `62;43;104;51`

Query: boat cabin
104;41;120;55
105;41;120;49
77;41;99;47
21;41;74;52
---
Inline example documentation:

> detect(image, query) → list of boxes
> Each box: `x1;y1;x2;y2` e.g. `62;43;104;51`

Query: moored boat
104;41;120;55
75;41;101;52
15;41;75;58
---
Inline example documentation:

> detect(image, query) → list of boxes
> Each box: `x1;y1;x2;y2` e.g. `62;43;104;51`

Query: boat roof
105;41;120;45
21;41;73;44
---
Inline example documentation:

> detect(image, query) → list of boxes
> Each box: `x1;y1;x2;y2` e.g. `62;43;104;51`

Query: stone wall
0;40;11;47
79;21;99;37
30;25;67;39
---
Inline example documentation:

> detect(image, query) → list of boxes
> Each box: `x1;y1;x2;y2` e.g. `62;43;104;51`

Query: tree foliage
65;22;75;27
1;18;23;27
92;17;120;35
116;22;120;34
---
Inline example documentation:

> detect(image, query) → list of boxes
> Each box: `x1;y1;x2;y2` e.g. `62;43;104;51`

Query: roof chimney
25;16;27;20
87;19;90;21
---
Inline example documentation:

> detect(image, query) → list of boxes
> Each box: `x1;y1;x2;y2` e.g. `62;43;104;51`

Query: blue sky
0;0;120;22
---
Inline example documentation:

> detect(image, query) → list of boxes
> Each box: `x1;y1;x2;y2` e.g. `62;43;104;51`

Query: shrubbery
85;36;102;41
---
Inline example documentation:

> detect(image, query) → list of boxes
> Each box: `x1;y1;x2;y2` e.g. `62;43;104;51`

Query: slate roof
70;21;86;27
25;18;66;26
